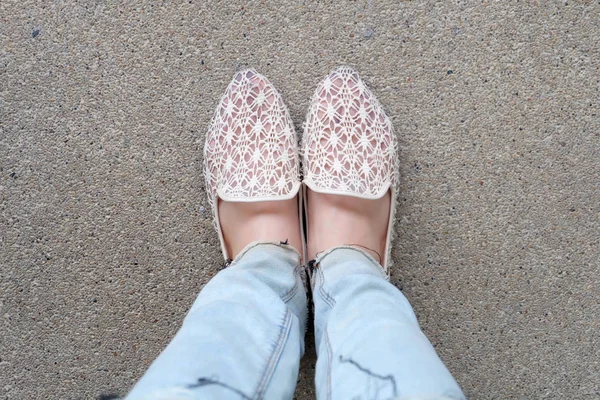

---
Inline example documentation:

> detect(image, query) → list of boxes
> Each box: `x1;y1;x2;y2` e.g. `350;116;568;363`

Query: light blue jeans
126;242;465;400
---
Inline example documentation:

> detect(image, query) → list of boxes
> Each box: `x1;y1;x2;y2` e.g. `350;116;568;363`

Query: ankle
307;190;390;264
218;198;302;260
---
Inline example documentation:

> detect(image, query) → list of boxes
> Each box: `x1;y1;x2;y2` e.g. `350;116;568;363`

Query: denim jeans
125;242;465;400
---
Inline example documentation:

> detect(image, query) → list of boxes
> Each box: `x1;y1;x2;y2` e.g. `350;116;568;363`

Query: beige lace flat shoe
302;66;399;272
204;69;303;261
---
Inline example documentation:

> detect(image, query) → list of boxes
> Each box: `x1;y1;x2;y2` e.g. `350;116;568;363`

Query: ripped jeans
125;243;466;400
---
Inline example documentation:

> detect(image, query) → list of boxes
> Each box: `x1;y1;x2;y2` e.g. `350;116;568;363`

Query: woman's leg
126;68;307;399
302;66;465;400
126;242;307;400
311;246;465;400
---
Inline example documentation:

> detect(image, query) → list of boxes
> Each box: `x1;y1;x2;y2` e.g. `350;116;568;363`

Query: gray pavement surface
1;1;599;399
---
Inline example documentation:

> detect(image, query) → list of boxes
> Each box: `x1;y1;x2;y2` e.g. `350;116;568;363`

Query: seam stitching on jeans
318;266;336;308
281;282;299;304
253;308;293;399
281;266;302;303
324;328;334;400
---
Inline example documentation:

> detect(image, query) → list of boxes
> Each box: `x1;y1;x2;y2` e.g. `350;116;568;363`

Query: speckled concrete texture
1;1;599;399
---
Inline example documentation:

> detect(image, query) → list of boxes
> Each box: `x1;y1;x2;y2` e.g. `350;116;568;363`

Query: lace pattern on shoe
302;66;399;198
204;69;300;212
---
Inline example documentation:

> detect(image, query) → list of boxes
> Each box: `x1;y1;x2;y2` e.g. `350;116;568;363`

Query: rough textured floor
1;1;599;399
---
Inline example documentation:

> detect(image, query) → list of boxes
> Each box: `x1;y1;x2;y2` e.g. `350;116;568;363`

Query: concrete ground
1;1;599;399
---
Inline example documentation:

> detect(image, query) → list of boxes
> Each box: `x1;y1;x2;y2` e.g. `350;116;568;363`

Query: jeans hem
315;245;387;278
230;241;302;267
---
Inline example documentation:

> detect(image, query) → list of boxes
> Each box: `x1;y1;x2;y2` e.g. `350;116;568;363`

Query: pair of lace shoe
204;66;398;272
